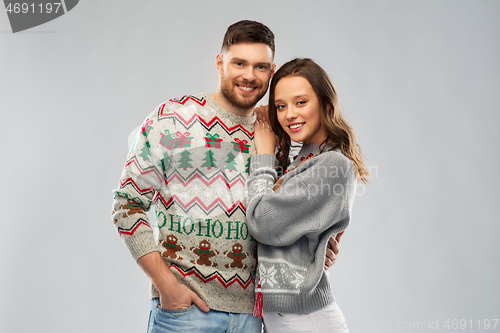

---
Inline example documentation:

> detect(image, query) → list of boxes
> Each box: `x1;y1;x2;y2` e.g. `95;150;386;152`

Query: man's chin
221;87;264;110
229;94;261;110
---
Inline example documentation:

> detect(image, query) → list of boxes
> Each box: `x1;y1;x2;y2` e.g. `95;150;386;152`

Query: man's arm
112;112;209;311
137;252;209;312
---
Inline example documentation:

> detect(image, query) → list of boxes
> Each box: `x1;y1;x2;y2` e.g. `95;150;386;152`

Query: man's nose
241;67;256;81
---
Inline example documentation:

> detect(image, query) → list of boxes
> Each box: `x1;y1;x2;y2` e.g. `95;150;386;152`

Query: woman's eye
276;105;285;110
297;101;306;106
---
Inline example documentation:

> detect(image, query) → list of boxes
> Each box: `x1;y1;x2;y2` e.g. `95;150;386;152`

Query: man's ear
270;63;276;79
215;53;224;74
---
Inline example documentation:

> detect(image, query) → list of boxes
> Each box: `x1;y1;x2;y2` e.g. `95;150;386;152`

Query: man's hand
253;105;276;155
324;231;344;270
158;277;209;312
137;251;209;312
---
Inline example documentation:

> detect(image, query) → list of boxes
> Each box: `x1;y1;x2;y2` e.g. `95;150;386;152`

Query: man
111;20;340;333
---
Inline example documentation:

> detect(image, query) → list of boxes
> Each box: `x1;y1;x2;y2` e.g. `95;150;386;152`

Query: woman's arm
245;152;356;246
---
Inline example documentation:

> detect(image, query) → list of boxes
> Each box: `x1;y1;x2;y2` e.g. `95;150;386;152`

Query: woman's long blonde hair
268;58;370;183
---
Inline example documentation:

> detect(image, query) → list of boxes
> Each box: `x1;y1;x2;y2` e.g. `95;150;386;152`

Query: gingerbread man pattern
190;240;218;267
111;199;144;224
224;243;248;269
160;234;185;261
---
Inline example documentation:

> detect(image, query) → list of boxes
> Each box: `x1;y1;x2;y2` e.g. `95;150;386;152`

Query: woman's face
274;75;328;145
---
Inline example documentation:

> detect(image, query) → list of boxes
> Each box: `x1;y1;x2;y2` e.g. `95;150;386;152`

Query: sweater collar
288;143;322;169
200;92;257;126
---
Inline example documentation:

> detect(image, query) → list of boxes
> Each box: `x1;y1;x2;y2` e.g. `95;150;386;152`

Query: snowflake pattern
214;184;224;195
233;188;244;199
258;259;307;293
203;189;212;200
179;104;196;117
199;108;210;118
259;264;278;288
181;190;190;200
191;183;202;194
281;266;304;289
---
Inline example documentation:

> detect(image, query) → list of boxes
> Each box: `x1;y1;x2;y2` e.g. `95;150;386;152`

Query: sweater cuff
124;232;159;262
250;154;277;171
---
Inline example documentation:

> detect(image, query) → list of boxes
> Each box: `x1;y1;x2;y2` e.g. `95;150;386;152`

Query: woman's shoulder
315;149;353;168
303;150;355;181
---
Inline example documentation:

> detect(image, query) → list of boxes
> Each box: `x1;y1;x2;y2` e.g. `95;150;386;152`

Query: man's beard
220;76;267;110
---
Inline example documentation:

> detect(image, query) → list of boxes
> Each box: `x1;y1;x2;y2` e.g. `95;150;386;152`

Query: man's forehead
223;42;274;62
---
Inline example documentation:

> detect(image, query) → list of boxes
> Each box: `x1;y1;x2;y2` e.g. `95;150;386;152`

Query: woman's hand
254;105;276;155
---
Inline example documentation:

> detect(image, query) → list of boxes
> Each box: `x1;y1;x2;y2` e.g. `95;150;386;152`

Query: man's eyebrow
231;58;247;63
231;58;271;66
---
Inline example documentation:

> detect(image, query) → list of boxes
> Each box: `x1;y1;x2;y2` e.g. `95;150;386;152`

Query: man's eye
235;62;243;66
257;65;267;70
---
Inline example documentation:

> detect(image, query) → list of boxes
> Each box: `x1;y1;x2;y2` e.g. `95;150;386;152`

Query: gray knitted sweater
245;143;356;314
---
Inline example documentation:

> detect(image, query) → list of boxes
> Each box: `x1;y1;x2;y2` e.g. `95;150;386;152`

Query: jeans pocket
152;304;199;332
157;303;196;314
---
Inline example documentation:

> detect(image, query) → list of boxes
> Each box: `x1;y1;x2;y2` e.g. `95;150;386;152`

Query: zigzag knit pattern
112;93;258;313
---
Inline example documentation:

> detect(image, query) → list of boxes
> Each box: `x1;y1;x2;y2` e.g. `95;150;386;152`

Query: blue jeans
147;298;263;333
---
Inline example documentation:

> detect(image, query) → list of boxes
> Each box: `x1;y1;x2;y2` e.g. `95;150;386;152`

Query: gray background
1;1;499;332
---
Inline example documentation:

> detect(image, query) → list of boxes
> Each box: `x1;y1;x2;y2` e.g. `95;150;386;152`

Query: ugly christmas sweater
245;143;356;314
112;93;257;313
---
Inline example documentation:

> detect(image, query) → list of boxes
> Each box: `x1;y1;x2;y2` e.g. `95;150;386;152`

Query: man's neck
210;91;255;118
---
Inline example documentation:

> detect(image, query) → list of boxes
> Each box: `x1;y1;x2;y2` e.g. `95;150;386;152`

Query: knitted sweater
111;93;258;313
245;143;356;314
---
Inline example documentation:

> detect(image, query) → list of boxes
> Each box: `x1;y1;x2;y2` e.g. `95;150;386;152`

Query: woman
245;58;369;333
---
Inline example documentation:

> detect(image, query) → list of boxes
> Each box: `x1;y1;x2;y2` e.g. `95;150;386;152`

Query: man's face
217;43;275;110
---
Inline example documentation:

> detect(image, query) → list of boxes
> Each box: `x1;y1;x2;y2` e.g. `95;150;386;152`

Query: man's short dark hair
221;20;275;57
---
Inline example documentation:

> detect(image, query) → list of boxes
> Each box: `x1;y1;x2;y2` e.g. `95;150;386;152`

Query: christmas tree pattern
202;149;217;170
158;150;171;173
139;142;151;162
224;151;237;172
245;156;251;175
178;150;193;170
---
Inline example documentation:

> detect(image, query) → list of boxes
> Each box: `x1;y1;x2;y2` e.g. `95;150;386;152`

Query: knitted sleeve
111;109;165;261
245;152;356;247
